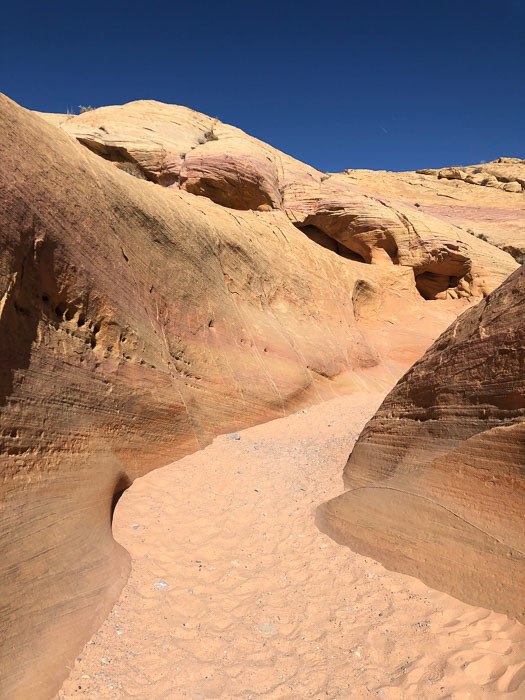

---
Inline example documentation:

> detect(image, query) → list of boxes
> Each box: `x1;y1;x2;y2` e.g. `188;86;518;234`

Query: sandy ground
59;393;525;699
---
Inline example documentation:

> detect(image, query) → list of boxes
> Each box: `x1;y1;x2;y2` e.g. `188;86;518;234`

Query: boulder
438;166;467;180
503;181;522;193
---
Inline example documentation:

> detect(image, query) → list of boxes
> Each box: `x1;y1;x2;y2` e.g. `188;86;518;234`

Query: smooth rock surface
41;100;519;298
320;266;525;621
355;159;525;264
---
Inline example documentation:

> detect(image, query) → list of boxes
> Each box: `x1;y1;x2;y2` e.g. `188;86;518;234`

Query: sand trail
60;394;525;699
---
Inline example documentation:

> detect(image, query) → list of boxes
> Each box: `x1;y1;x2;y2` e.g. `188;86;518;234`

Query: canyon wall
320;266;524;621
0;95;520;698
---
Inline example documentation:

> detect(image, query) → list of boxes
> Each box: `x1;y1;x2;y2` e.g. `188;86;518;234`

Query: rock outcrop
41;100;518;299
435;158;525;192
0;94;520;699
344;159;525;265
319;266;525;622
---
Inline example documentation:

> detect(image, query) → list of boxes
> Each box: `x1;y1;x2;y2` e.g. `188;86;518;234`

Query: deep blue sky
2;1;524;171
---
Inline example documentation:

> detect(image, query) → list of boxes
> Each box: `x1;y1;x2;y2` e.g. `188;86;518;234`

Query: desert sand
59;393;525;699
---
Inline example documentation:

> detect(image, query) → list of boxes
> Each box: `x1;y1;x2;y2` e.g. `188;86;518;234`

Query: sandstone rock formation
345;158;525;265
0;93;520;699
41;100;518;298
319;265;525;622
436;158;525;192
417;157;525;193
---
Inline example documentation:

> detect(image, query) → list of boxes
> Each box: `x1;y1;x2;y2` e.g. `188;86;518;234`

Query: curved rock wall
43;100;518;300
1;94;521;697
320;266;525;621
0;94;480;698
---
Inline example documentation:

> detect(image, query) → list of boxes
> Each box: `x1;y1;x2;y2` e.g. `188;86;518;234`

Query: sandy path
60;394;525;699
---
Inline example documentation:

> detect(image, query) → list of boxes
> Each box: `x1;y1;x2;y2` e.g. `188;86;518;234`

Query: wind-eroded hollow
415;271;461;300
295;224;367;263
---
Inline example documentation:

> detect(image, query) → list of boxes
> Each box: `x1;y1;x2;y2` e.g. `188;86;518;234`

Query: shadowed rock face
319;266;525;622
0;93;520;699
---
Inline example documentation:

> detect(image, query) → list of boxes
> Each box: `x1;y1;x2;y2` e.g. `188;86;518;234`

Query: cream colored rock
179;138;282;210
41;101;518;299
438;166;467;180
341;163;525;266
0;94;521;699
431;158;525;192
483;173;500;187
1;95;477;699
503;180;522;193
471;157;525;189
465;171;488;185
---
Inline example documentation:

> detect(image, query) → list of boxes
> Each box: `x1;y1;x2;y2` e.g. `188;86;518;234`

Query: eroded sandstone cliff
0;94;520;698
344;159;525;265
320;266;525;622
40;100;519;299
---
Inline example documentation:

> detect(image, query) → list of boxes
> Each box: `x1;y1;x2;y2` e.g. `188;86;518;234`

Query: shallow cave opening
77;139;156;183
295;224;367;263
110;473;133;524
157;172;179;187
415;271;459;300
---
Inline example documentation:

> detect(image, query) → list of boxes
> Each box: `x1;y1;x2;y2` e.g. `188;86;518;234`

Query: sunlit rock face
320;265;525;622
44;100;518;298
0;93;519;699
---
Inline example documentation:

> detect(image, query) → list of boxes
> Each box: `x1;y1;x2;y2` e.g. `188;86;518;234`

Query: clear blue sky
2;1;524;171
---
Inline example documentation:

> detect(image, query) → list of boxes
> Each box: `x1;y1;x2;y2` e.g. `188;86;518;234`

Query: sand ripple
59;394;525;699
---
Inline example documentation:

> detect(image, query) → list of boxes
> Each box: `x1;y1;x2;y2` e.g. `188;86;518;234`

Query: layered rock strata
320;266;525;622
42;101;518;297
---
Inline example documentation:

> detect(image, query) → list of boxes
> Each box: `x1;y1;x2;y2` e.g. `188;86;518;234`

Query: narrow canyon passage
59;394;525;699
